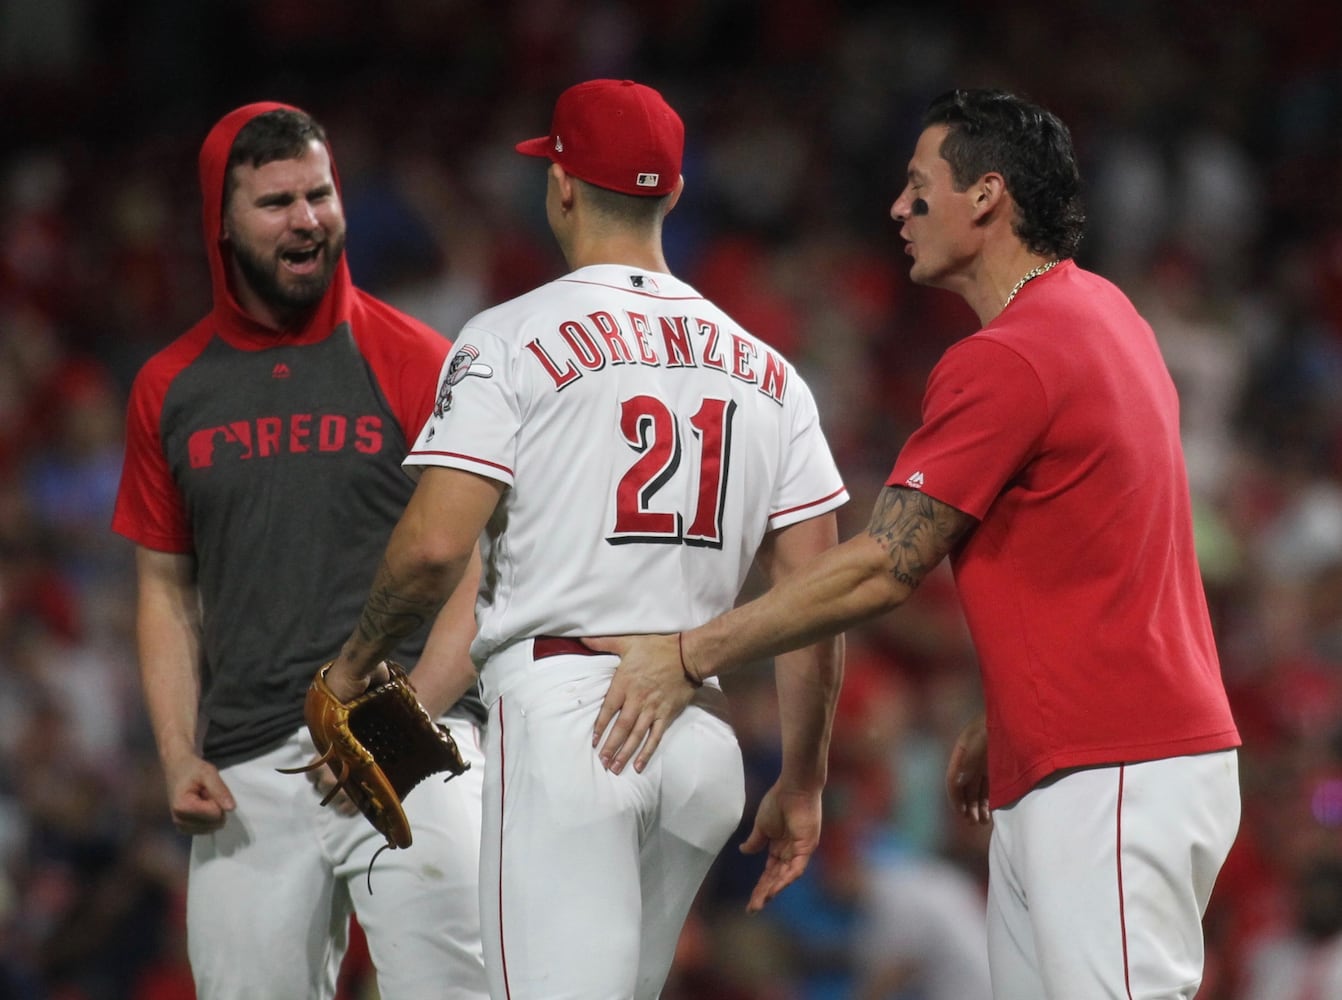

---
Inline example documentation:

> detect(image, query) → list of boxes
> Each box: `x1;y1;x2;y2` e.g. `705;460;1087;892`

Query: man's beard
230;230;345;322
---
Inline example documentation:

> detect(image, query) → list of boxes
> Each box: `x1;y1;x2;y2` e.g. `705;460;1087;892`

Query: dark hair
923;89;1085;258
223;108;329;209
575;177;672;228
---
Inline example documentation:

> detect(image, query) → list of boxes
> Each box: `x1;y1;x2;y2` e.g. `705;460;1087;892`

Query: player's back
408;264;847;662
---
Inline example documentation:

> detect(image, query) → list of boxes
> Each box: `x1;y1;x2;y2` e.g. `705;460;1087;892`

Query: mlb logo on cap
516;79;684;197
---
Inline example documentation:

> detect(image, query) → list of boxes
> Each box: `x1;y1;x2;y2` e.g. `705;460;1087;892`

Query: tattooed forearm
356;590;438;646
354;559;448;651
865;487;975;589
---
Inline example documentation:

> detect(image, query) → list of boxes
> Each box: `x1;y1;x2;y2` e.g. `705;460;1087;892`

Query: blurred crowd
2;1;1342;997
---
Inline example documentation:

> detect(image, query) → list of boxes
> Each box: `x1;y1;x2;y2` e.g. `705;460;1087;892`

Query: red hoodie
112;103;478;765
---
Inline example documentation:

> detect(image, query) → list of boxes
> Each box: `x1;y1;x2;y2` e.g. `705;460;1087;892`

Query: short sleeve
887;337;1047;519
111;367;192;552
348;296;451;445
404;330;520;486
769;375;848;529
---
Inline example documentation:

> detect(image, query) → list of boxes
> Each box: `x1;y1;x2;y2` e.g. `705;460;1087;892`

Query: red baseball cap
515;79;683;197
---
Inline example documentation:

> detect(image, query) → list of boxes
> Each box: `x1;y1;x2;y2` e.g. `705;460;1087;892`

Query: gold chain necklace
1003;259;1060;309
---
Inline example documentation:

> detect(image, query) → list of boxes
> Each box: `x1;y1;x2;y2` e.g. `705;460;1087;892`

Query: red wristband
678;632;703;688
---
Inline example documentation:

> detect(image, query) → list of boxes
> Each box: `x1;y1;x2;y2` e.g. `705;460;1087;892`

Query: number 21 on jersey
608;394;736;548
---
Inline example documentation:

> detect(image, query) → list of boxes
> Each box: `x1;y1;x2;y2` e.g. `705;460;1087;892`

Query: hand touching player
586;633;698;773
946;714;991;824
586;633;824;910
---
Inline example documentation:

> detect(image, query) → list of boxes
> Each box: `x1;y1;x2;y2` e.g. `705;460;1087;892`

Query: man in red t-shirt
590;88;1242;998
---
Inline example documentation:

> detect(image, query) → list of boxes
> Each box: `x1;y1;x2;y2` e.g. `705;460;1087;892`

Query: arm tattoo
866;487;975;590
355;560;443;648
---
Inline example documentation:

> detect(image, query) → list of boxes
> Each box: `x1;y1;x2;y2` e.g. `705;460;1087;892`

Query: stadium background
2;1;1341;996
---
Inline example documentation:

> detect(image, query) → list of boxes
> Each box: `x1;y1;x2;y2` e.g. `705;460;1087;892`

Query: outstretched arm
590;487;976;772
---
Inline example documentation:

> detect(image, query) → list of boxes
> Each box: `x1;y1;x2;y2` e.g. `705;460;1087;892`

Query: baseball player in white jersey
320;78;848;999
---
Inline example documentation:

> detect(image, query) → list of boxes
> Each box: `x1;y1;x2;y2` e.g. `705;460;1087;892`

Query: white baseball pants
986;749;1240;999
479;641;745;1000
186;715;488;1000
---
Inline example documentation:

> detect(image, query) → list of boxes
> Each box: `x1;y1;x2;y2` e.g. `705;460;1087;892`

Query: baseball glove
280;660;470;851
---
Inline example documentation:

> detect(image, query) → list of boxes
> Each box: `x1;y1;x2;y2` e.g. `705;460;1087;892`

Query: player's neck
970;243;1055;326
564;234;670;274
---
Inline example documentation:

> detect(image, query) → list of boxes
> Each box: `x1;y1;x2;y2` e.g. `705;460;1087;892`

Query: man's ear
551;162;576;212
664;174;685;214
971;172;1007;222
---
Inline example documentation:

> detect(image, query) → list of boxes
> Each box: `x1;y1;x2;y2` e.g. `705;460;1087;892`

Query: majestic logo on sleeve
905;471;925;489
434;344;495;416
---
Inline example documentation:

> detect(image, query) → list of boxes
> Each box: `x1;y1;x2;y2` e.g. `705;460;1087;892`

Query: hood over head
198;101;353;344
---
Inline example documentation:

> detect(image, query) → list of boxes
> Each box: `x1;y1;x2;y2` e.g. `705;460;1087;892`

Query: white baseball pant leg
986;749;1240;1000
479;651;744;1000
187;717;488;1000
343;714;488;1000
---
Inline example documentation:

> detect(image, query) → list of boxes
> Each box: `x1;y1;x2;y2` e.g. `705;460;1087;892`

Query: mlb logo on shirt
636;172;660;188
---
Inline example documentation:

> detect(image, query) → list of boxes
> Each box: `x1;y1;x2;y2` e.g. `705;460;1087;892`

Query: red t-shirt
888;260;1239;807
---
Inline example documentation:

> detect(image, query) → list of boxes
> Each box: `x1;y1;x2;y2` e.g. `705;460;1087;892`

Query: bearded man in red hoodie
112;103;488;1000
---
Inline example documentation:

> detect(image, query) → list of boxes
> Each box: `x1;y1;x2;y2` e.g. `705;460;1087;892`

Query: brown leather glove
281;661;470;849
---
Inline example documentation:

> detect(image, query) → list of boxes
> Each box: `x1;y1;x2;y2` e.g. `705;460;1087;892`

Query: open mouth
281;246;322;272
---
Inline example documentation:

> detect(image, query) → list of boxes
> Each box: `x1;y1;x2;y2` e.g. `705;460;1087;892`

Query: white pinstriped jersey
406;264;848;665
